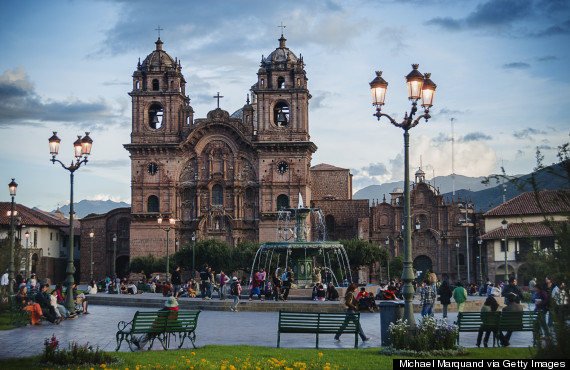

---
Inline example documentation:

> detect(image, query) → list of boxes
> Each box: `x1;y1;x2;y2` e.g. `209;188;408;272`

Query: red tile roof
481;221;565;239
484;190;570;217
0;202;69;228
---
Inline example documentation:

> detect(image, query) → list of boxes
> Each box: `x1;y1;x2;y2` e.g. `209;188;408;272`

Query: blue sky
1;0;569;211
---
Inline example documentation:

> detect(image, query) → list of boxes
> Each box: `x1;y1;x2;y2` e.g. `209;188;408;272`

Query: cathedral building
123;34;315;257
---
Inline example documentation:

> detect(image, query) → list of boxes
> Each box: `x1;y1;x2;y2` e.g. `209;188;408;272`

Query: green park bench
457;311;540;347
277;310;361;349
115;310;200;351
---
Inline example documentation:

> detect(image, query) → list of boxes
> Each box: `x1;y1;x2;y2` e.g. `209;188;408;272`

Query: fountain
250;194;352;288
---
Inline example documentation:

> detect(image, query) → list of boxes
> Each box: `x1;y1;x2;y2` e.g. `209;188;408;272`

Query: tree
340;238;388;282
0;237;24;277
389;255;404;281
229;240;259;274
173;239;232;273
128;254;157;278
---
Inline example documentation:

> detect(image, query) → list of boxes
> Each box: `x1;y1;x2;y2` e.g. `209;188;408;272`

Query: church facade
124;35;315;258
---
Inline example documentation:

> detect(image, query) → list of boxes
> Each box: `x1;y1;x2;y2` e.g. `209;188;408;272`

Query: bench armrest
117;319;133;333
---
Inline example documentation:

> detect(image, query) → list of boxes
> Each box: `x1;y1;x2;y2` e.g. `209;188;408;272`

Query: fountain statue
250;193;352;288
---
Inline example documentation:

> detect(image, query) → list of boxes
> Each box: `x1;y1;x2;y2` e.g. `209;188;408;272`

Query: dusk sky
1;0;569;211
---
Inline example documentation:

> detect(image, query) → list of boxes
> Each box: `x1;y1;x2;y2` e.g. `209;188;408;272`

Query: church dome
262;35;298;67
141;38;177;72
415;168;425;177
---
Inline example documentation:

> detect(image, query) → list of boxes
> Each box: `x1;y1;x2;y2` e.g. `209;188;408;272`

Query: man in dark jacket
35;283;60;324
502;277;523;304
171;266;182;299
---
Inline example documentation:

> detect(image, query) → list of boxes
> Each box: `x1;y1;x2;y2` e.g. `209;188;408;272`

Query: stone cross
213;92;224;108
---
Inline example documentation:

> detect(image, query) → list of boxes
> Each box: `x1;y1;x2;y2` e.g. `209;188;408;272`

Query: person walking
249;270;263;301
452;281;468;313
420;273;437;317
229;277;241;312
476;295;500;348
199;264;211;300
219;270;230;300
171;266;182;299
334;283;369;343
281;267;294;302
438;280;453;319
529;277;537;303
271;272;282;301
534;284;550;335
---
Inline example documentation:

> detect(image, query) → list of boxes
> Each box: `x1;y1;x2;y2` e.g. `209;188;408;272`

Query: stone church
124;34;316;257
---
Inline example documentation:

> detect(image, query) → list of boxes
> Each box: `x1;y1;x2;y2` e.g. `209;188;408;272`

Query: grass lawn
0;345;534;370
0;312;18;331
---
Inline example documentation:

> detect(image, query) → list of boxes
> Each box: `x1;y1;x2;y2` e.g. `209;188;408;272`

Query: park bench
457;311;540;347
277;310;361;349
8;295;31;326
115;310;200;352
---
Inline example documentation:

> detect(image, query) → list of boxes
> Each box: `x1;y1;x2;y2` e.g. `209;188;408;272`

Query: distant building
0;202;80;283
481;190;570;285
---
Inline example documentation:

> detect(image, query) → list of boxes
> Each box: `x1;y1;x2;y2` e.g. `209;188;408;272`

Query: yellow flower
191;352;196;356
318;353;323;357
100;366;106;369
201;358;206;362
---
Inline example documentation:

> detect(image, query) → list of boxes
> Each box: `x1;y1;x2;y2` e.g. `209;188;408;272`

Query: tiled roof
0;202;69;228
481;221;565;239
310;163;348;171
484;190;570;217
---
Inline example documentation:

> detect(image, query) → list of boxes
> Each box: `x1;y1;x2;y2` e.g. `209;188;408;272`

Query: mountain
353;174;490;203
354;162;569;212
51;200;130;219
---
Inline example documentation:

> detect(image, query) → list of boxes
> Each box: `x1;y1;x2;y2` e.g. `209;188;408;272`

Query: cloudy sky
1;0;569;211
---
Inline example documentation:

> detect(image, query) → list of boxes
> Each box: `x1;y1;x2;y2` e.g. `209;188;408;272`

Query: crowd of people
1;270;90;326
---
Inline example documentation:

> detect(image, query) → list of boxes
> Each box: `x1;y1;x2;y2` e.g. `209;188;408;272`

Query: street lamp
7;178;17;294
158;215;176;282
112;234;117;278
455;240;460;283
24;231;30;280
192;232;196;278
385;236;391;282
501;219;508;283
49;131;93;315
477;237;483;284
370;65;436;326
89;230;94;281
458;202;474;283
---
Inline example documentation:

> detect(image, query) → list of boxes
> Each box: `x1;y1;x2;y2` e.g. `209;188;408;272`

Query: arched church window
147;195;159;213
277;194;289;210
136;81;141;90
261;78;264;87
148;103;164;129
212;184;223;205
278;77;285;89
152;79;159;91
297;78;301;86
273;101;290;128
325;215;335;232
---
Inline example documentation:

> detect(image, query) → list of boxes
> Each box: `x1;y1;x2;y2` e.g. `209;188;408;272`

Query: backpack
281;271;289;282
230;282;238;296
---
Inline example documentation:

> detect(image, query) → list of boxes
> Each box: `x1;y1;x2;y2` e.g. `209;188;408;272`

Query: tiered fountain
250;196;352;288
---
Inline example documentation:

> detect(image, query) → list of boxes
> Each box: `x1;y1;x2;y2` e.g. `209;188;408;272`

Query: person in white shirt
1;271;9;294
87;280;98;295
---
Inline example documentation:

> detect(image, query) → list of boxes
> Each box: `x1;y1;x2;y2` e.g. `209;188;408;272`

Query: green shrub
389;316;458;351
40;335;118;366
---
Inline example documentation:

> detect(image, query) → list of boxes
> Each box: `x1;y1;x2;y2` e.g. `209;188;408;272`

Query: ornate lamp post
385;236;391;282
455;240;460;283
458;202;474;283
158;215;176;282
112;234;117;278
477;237;483;284
24;231;30;280
192;232;196;278
501;219;508;283
7;178;18;294
48;131;93;314
89;230;94;281
370;65;436;326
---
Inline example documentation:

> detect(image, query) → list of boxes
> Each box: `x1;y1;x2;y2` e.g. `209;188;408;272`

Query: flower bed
389;316;459;352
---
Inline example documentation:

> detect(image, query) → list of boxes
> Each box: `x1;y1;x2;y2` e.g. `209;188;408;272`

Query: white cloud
87;194;130;203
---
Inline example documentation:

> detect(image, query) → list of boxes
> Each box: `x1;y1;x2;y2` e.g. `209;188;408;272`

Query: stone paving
0;300;536;359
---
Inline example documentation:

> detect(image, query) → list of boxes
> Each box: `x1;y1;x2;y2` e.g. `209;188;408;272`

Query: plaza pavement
0;298;536;359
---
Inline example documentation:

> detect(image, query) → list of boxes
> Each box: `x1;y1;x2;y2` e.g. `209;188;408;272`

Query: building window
50;232;53;241
148;103;164;129
273;101;290;127
152;79;159;91
212;184;223;205
147;195;159;213
34;231;38;247
325;215;335;232
459;253;465;266
277;194;289;210
500;240;509;252
136;81;141;89
278;76;285;89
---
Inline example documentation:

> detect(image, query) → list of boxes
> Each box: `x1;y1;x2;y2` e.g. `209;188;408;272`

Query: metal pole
192;233;196;278
65;172;76;315
112;235;117;278
402;129;415;326
25;234;29;280
504;228;508;283
90;235;94;281
456;243;460;283
8;196;16;294
466;226;470;284
166;228;170;283
479;241;483;284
